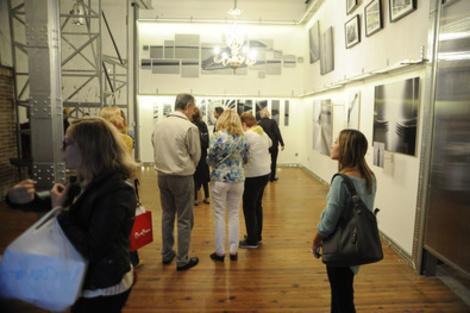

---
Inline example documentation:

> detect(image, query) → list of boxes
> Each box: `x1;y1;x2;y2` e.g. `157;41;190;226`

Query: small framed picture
345;15;360;49
346;0;358;14
365;0;383;37
389;0;417;22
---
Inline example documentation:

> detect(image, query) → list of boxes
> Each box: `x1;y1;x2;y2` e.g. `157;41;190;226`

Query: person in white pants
207;109;250;262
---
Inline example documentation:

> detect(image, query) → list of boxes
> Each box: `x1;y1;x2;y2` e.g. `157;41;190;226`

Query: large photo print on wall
373;77;420;156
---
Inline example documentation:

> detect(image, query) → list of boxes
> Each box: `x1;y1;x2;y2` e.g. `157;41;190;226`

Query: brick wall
0;66;18;200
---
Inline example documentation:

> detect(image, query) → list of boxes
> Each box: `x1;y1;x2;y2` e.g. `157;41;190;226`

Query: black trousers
194;181;209;200
326;265;356;313
269;148;279;181
71;288;132;313
242;174;270;244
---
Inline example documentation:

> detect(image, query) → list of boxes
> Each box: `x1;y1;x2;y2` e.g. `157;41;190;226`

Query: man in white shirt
152;93;201;271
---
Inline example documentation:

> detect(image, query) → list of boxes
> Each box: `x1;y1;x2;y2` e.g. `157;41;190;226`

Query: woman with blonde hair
207;109;250;262
99;106;133;154
312;129;376;312
7;117;138;312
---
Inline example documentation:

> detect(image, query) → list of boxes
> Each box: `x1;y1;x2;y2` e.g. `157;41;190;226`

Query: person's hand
8;179;36;204
281;145;285;151
50;183;70;208
312;242;321;259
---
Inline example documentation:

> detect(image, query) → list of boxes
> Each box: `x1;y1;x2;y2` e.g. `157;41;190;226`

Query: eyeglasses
62;139;75;150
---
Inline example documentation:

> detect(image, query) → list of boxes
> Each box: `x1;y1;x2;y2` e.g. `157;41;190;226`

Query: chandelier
213;0;257;70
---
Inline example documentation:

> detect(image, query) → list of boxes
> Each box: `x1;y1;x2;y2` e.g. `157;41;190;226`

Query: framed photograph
365;0;383;37
346;0;358;14
389;0;417;22
345;15;360;49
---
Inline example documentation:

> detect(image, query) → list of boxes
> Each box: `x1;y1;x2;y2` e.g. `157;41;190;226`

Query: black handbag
321;173;383;267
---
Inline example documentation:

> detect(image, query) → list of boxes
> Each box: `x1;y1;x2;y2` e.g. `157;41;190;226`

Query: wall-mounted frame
365;0;383;37
389;0;417;22
345;15;360;49
346;0;358;14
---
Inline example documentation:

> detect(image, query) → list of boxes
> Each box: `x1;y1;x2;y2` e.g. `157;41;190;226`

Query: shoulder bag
321;173;384;267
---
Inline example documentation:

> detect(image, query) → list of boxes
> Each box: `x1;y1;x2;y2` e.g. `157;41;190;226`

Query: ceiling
137;0;320;24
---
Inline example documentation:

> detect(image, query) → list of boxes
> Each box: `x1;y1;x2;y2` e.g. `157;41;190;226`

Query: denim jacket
207;131;250;183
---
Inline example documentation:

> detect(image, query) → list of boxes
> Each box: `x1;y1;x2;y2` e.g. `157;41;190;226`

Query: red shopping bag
130;207;153;251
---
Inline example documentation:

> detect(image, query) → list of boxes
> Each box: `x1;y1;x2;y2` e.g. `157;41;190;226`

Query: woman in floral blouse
207;109;250;262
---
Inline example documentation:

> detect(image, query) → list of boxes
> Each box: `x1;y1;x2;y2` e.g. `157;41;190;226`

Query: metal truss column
25;0;65;189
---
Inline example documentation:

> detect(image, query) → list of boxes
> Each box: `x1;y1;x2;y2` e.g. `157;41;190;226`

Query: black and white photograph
320;100;333;156
365;0;383;37
346;0;358;14
272;100;281;125
345;15;360;49
373;77;420;156
255;100;268;120
308;21;321;63
389;0;417;22
373;142;385;168
320;27;335;75
312;101;321;151
346;90;361;129
284;100;290;126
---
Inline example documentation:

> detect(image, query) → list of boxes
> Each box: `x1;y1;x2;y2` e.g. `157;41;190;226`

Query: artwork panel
152;60;180;74
181;60;199;78
320;27;335;75
164;40;175;59
284;100;290;126
347;0;358;14
312;101;322;151
272;100;280;125
389;0;417;22
373;142;385;168
365;0;383;37
345;15;360;49
309;21;321;63
150;45;163;59
141;59;151;69
266;60;282;75
283;55;296;68
346;91;361;129
320;100;332;156
175;34;200;59
255;100;268;120
373;77;420;156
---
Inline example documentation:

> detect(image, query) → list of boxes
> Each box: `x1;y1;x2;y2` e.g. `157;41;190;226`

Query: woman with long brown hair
312;129;376;313
7;117;138;312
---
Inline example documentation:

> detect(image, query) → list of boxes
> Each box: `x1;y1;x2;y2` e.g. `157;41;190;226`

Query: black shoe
210;252;225;262
177;257;199;271
239;240;259;249
162;251;176;264
244;235;262;245
270;177;279;182
230;253;238;261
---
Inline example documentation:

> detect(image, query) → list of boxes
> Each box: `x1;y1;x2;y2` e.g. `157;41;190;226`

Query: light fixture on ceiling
71;0;86;26
213;0;257;71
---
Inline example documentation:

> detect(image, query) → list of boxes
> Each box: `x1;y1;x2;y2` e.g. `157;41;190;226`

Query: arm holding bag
0;207;88;311
321;174;383;267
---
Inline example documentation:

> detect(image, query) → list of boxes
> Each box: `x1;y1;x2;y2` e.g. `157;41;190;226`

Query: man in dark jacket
258;108;285;182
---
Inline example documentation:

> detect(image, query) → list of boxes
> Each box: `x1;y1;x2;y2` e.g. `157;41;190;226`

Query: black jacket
7;174;136;290
258;117;284;152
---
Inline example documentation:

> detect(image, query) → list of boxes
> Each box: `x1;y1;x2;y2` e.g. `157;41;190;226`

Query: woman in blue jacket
312;129;376;313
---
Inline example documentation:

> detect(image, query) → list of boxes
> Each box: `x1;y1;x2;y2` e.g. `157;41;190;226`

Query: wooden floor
1;167;469;312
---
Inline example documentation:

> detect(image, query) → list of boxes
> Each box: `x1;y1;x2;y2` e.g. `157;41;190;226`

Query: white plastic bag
0;207;88;311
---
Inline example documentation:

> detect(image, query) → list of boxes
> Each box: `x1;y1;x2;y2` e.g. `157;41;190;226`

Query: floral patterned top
207;131;250;183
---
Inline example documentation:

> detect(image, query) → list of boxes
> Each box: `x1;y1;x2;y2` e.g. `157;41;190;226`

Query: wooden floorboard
1;167;469;312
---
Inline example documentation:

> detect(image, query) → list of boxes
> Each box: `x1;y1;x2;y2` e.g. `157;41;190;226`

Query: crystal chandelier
213;0;257;70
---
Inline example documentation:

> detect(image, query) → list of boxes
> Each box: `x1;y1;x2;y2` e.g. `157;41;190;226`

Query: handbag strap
134;178;141;205
333;173;380;216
